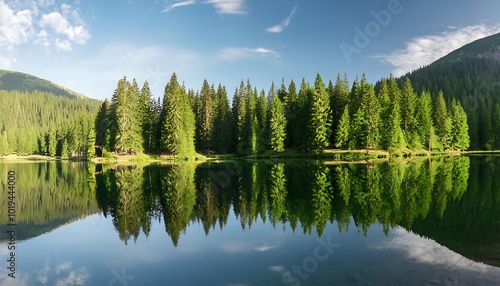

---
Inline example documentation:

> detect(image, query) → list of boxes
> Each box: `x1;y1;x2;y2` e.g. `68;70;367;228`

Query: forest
94;72;470;159
0;90;100;156
0;71;474;158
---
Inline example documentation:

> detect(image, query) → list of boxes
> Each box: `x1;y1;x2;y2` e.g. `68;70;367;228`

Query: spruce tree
197;79;214;153
95;99;110;152
212;84;234;153
160;73;196;157
400;78;418;147
450;99;469;151
361;84;380;150
269;92;286;152
308;73;332;153
139;81;155;153
416;91;434;151
386;76;406;151
434;91;449;150
335;105;350;149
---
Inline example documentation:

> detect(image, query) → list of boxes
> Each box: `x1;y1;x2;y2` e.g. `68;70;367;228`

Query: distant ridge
433;32;500;64
0;69;86;99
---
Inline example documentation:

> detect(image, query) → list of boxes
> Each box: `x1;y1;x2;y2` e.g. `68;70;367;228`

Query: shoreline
0;149;490;164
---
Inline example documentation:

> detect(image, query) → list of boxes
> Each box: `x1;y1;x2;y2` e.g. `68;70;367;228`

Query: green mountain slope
0;69;85;99
395;32;500;150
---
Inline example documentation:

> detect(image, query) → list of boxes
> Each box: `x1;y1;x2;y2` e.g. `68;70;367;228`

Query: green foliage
335;105;350;149
308;73;332;153
159;73;196;158
268;92;286;152
361;83;380;150
450;99;470;150
0;89;100;156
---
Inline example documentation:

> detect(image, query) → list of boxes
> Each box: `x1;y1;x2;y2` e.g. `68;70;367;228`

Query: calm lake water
1;156;499;285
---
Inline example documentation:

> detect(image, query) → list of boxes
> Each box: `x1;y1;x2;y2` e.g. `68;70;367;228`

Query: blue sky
1;0;500;100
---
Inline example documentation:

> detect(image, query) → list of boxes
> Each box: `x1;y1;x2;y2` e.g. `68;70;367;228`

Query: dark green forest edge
1;71;478;161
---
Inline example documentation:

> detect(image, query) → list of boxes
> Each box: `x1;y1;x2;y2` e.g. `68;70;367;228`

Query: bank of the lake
1;148;486;164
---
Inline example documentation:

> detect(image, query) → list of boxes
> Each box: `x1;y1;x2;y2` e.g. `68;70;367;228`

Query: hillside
0;69;85;99
396;32;500;150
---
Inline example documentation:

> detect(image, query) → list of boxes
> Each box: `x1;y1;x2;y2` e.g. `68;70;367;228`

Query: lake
1;156;499;285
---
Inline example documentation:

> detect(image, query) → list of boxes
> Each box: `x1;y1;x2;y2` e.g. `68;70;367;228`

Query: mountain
395;32;500;150
0;69;85;99
434;32;500;64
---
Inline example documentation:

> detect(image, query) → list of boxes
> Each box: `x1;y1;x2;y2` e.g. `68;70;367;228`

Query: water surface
0;156;499;285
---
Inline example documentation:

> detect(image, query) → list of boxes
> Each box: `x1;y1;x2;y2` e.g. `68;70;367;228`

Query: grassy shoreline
1;148;490;164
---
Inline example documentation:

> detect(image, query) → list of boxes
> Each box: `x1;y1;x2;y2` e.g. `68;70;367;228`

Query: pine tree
108;77;128;152
212;84;234;153
159;73;196;157
126;79;144;153
95;99;110;152
139;81;155;153
450;99;469;151
269;92;286;152
330;73;350;144
335;105;350;149
434;91;449;150
284;79;298;148
386;76;406;151
416;90;434;151
377;78;391;148
308;73;332;153
257;88;268;152
197;79;215;152
400;78;418;147
361;84;380;150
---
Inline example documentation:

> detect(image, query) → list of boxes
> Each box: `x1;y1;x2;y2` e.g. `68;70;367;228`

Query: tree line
95;72;470;158
0;90;100;156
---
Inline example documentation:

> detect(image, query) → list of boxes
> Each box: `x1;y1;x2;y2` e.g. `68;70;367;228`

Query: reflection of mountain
410;156;500;267
0;162;100;241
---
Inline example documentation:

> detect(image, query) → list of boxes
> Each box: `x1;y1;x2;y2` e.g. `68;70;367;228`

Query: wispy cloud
372;24;500;76
217;47;280;62
162;0;196;13
267;6;297;33
205;0;247;15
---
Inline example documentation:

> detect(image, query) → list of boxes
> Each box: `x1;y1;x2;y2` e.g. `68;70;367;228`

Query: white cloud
0;1;33;49
205;0;247;15
267;6;297;33
373;24;500;76
40;10;90;45
370;227;500;277
162;0;196;13
217;47;281;62
0;0;90;57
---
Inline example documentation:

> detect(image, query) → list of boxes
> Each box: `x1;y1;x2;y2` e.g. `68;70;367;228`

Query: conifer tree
450;99;469;151
400;78;418;147
330;73;350;144
417;91;434;151
197;79;214;152
95;99;110;151
159;73;196;157
335;105;350;149
269;91;286;152
308;73;332;152
386;76;406;151
139;81;155;153
434;91;449;150
361;84;380;150
212;84;234;153
284;79;297;148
